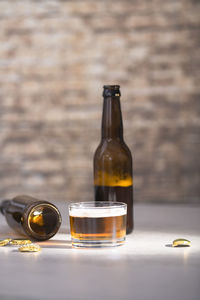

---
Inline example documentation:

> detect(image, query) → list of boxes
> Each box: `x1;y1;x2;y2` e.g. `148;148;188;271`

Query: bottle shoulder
94;139;132;161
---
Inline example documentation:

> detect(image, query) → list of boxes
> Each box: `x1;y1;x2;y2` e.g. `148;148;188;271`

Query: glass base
71;237;125;248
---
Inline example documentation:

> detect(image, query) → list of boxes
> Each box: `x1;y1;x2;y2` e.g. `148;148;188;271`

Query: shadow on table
11;240;72;252
37;239;72;249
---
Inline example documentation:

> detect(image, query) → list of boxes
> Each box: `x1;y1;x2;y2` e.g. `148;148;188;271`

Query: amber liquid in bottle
94;85;133;234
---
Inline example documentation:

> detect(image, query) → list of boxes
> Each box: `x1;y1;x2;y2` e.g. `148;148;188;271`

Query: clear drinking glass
69;201;127;248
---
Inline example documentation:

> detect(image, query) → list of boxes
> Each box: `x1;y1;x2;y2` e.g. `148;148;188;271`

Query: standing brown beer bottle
94;85;133;234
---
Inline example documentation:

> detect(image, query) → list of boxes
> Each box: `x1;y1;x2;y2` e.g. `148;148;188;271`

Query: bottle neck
101;96;123;140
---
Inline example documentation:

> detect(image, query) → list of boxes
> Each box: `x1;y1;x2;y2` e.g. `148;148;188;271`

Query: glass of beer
69;202;127;248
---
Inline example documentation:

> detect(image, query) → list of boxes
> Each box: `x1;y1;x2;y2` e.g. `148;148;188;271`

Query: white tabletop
0;203;200;300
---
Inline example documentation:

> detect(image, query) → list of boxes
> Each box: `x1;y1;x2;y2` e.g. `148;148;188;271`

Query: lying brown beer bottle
94;85;134;234
0;195;62;240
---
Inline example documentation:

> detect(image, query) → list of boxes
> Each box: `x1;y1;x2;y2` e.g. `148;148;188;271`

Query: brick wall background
0;0;199;204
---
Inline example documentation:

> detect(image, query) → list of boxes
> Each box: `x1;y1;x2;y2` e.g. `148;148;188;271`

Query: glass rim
69;201;127;210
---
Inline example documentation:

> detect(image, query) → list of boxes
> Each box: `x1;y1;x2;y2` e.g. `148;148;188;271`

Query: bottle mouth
103;85;121;97
26;203;62;240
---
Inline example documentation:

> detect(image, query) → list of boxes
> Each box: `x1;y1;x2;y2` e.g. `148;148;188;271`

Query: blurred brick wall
0;0;199;204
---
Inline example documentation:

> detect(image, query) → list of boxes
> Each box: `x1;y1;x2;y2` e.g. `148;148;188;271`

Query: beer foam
69;207;126;218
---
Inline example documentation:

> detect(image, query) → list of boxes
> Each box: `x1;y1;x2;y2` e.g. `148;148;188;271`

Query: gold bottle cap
10;239;32;245
0;239;12;247
18;244;41;252
172;238;191;247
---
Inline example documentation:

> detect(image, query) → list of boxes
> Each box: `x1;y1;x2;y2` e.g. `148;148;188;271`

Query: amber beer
94;85;134;234
69;202;127;247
